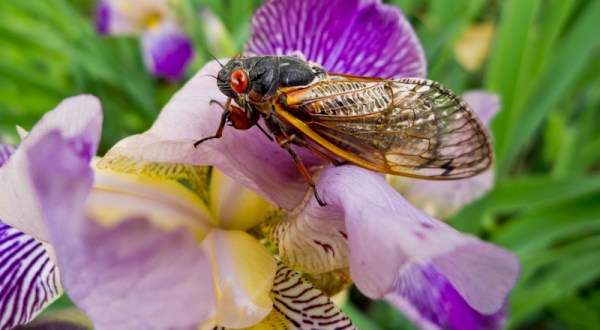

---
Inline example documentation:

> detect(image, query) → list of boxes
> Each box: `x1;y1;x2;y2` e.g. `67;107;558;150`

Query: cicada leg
276;133;327;207
194;98;253;147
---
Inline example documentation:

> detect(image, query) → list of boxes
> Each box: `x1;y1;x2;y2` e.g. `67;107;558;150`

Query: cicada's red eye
230;69;248;94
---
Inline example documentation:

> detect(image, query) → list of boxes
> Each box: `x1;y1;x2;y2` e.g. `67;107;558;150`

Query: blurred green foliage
1;0;599;329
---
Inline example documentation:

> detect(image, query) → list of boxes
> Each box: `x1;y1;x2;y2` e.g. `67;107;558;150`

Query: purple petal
26;132;217;329
312;166;518;320
0;220;62;330
102;61;323;210
95;1;111;35
386;262;507;330
463;90;501;127
246;0;426;78
141;22;194;80
0;144;16;167
0;95;102;242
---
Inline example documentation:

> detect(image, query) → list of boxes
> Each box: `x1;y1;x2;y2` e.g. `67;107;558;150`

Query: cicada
195;55;494;206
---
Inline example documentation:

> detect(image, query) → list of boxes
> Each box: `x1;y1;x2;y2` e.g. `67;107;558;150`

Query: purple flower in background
389;91;500;220
102;0;519;329
96;0;193;80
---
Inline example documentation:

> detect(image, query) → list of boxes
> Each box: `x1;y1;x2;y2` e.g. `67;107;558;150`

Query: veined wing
278;76;494;179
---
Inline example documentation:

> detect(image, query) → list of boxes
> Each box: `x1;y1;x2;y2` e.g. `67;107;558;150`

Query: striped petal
214;262;356;330
246;0;426;78
0;221;62;330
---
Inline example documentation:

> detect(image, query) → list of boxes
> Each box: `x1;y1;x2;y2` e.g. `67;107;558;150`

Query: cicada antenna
203;49;224;68
197;74;218;80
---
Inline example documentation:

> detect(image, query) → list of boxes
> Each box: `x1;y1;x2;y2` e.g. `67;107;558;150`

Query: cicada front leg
194;98;251;147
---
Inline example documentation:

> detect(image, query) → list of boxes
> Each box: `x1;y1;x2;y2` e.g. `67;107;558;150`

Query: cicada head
216;56;247;99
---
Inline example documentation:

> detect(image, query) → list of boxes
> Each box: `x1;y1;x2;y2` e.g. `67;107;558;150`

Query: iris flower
96;0;193;80
1;95;358;329
99;0;519;329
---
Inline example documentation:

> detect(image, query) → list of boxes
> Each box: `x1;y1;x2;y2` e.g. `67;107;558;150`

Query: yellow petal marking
206;230;276;328
210;168;274;231
88;163;214;238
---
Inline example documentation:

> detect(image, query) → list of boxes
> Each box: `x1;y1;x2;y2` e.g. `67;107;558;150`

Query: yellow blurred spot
454;23;495;72
143;12;163;30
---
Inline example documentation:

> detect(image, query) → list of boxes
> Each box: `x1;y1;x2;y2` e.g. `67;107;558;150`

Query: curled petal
203;229;276;328
27;131;217;329
0;95;102;242
315;166;518;320
0;221;62;330
246;0;426;78
386;262;507;330
102;61;322;210
141;22;194;80
262;202;349;274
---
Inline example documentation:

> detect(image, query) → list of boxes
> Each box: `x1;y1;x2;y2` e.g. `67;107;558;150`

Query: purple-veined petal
0;220;62;330
0;144;16;167
385;262;507;330
262;198;350;274
246;0;426;78
141;21;194;80
101;61;323;210
0;95;102;243
311;166;518;323
388;91;500;219
26;132;218;329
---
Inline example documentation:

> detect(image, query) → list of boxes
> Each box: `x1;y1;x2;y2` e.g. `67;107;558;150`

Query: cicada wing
281;77;494;179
